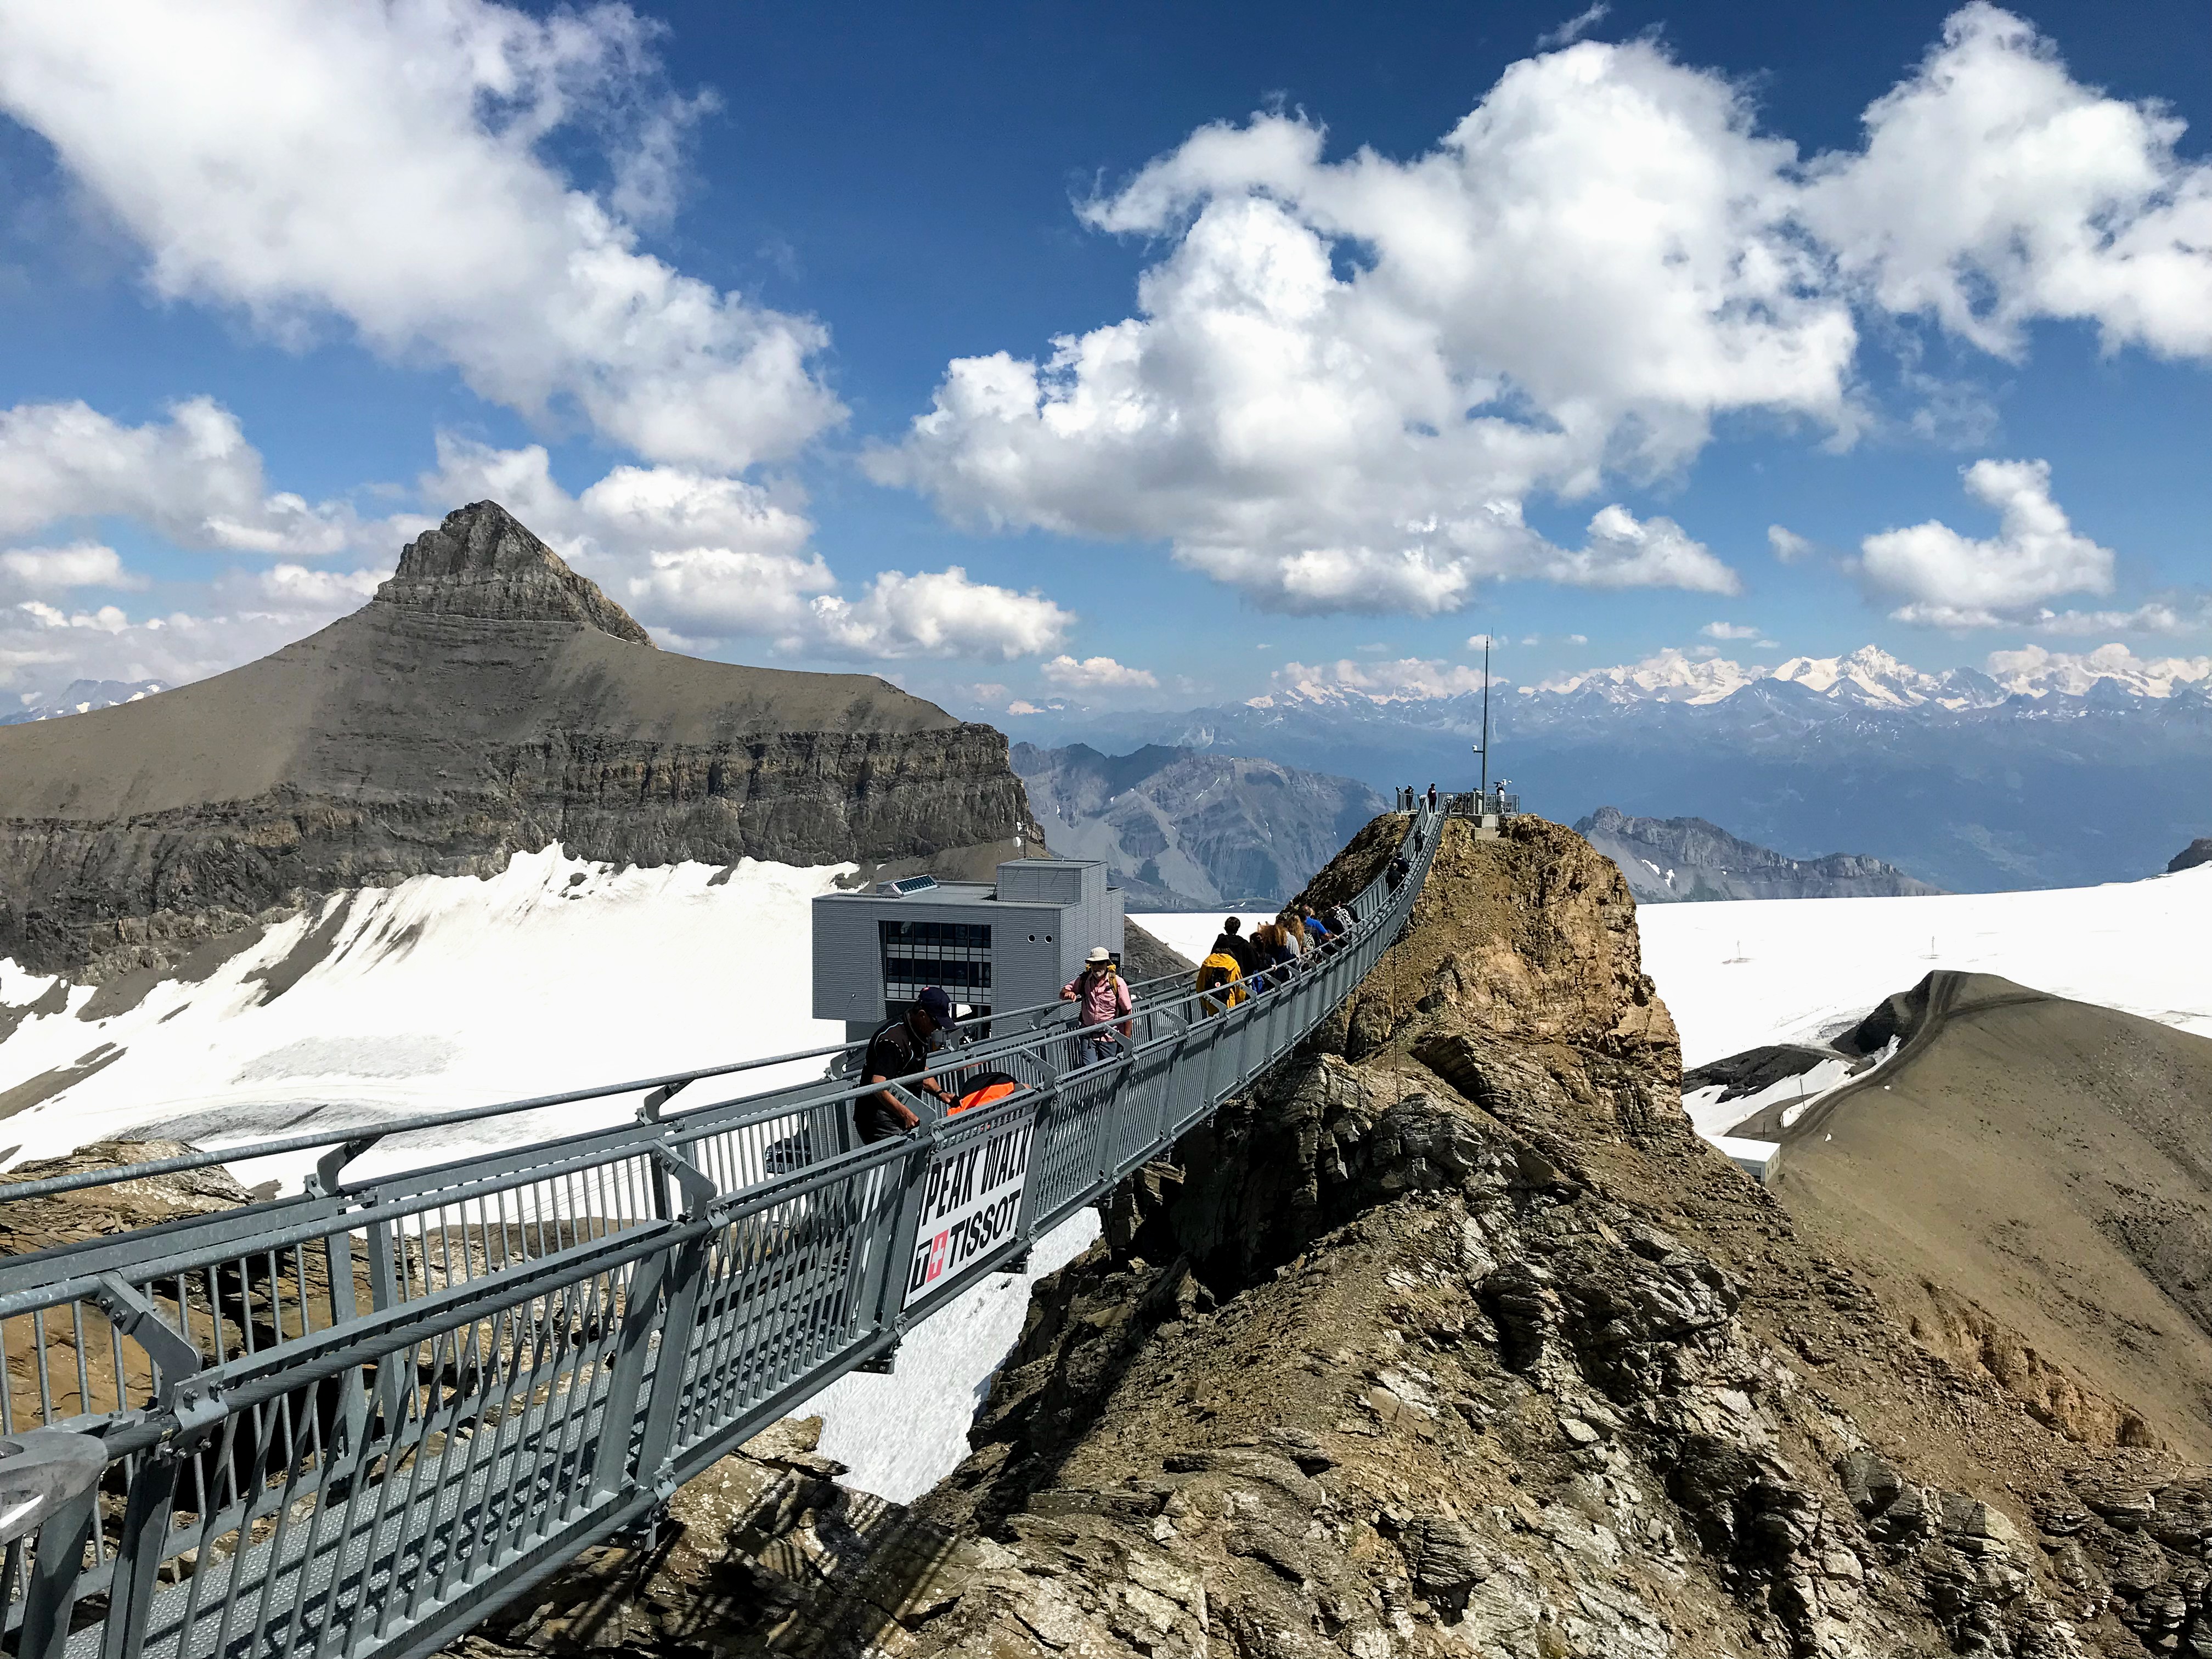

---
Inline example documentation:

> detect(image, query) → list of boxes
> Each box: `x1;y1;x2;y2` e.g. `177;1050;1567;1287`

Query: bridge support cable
0;809;1443;1659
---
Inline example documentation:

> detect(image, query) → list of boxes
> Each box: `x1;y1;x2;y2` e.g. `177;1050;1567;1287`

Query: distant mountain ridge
1011;741;1384;910
1575;805;1945;902
1;679;166;725
1004;642;2212;894
0;501;1034;979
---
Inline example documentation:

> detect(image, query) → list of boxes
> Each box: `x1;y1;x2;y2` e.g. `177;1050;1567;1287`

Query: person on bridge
1211;915;1260;976
1248;921;1296;991
1426;782;1438;812
1194;945;1245;1015
858;986;958;1143
1061;946;1134;1064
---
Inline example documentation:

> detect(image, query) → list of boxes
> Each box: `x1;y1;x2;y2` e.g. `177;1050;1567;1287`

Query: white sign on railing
904;1109;1037;1307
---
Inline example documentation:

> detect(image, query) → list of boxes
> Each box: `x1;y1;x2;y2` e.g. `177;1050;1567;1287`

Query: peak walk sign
904;1105;1037;1307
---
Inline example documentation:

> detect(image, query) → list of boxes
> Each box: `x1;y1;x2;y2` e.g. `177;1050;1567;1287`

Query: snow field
1130;912;1283;971
0;847;858;1187
810;1208;1101;1502
0;846;1115;1498
1637;864;2212;1070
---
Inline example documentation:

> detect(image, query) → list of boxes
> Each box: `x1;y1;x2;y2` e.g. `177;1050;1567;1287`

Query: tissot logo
904;1113;1036;1307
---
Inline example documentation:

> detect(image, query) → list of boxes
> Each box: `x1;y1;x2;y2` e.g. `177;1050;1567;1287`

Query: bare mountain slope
1012;741;1385;909
1764;971;2212;1460
0;501;1035;978
1577;805;1945;902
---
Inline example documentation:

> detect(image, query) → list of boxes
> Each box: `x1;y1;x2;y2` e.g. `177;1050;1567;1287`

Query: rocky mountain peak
374;499;655;646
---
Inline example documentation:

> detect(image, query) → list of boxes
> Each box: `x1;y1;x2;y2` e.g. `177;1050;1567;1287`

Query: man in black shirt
1210;915;1259;975
858;986;959;1143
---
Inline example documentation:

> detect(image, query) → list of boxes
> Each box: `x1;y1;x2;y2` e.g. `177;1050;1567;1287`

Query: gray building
812;857;1125;1041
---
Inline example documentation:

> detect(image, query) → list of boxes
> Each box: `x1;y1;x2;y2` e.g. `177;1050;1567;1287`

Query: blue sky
1;0;2207;717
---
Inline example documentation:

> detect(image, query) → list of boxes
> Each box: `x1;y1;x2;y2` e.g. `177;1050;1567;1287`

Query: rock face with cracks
0;502;1040;981
678;815;2212;1659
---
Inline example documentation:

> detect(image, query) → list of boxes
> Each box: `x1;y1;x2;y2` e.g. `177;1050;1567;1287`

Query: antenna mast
1480;634;1491;800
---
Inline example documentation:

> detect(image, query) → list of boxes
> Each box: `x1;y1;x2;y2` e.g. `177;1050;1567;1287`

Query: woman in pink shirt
1062;946;1135;1063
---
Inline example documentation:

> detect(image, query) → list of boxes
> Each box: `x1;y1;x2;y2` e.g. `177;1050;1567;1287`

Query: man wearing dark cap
859;987;959;1143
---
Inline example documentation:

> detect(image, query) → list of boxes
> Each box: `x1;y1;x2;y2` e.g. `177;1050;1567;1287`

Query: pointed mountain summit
377;500;654;645
0;504;1035;978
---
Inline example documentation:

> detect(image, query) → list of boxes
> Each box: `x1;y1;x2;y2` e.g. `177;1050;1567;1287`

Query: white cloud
1801;3;2212;361
2016;600;2209;636
0;588;365;695
874;35;1850;613
1006;700;1045;716
1567;633;1588;645
805;568;1073;662
0;398;356;554
0;541;143;591
1041;654;1159;690
0;1;840;469
1546;506;1741;595
1537;3;1611;49
1701;621;1762;640
422;437;1073;661
1768;525;1816;563
1274;657;1499;702
1861;458;2113;627
246;564;387;609
878;8;2212;618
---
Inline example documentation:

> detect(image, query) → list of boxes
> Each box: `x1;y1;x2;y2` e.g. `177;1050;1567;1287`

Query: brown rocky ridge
0;501;1041;983
436;814;2212;1659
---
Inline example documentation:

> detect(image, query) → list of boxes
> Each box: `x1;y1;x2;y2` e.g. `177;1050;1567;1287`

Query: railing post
16;1485;97;1659
870;1124;944;1334
98;1443;180;1659
593;1243;676;1501
618;1144;719;1515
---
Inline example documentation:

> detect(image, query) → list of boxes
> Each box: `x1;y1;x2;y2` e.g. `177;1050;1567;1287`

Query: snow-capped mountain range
1532;644;2211;709
0;678;166;725
1256;644;2212;713
1006;644;2212;896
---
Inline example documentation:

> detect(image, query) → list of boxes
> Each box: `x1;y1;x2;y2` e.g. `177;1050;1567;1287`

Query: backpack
953;1070;1023;1116
1196;951;1246;1012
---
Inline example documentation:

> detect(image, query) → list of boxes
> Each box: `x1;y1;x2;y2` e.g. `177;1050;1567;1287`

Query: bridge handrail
0;950;1212;1210
0;806;1441;1659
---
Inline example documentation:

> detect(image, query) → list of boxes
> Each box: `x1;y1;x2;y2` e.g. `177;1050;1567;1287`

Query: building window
880;919;993;1013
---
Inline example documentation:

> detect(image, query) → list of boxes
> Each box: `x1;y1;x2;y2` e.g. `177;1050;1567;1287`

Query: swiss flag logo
926;1232;949;1282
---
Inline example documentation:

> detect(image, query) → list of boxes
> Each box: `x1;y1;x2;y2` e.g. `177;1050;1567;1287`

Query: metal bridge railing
0;806;1441;1659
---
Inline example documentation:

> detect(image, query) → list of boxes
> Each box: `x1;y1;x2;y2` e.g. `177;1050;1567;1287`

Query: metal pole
1480;635;1491;800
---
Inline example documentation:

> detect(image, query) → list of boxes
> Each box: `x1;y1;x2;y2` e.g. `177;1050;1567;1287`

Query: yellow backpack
1195;950;1246;1012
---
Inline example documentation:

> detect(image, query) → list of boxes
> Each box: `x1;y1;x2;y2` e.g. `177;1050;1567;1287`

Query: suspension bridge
0;804;1443;1659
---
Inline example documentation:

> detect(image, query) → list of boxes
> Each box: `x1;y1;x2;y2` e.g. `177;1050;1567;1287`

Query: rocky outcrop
1575;805;1944;902
0;502;1040;979
375;504;655;642
579;814;2211;1659
2171;839;2212;875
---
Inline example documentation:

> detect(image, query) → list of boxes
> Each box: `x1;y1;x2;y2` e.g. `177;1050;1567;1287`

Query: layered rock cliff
1576;805;1944;902
445;814;2212;1659
0;503;1039;979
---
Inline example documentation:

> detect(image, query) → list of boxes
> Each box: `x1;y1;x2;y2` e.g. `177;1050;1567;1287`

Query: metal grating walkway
0;806;1440;1659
